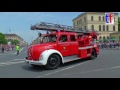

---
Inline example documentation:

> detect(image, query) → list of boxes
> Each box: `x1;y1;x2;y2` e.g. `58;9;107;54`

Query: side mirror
38;32;42;37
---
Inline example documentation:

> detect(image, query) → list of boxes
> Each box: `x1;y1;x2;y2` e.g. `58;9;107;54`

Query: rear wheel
90;49;96;60
46;54;61;70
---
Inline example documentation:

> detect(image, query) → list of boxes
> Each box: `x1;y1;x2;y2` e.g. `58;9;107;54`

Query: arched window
113;25;115;31
99;16;101;21
103;25;105;31
84;17;86;22
106;25;109;31
91;16;93;21
84;26;86;30
107;36;109;39
103;36;105;40
103;16;104;21
99;25;101;31
99;36;102;40
91;25;94;30
81;19;82;23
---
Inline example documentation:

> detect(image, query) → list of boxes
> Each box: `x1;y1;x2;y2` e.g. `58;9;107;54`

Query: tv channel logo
105;13;114;25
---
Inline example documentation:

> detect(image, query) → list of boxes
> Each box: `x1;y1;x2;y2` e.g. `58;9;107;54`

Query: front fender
39;49;63;65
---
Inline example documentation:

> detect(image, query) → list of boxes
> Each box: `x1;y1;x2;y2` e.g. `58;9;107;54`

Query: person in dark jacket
1;46;4;53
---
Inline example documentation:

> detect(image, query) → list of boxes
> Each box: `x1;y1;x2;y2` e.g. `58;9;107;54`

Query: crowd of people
0;44;15;53
97;41;120;49
0;44;20;55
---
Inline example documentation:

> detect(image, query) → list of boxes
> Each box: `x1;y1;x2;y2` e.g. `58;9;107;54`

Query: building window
78;21;79;25
99;36;102;40
103;36;105;40
99;16;101;21
113;25;115;31
106;25;109;31
99;25;101;31
84;17;86;22
107;36;109;39
81;19;82;23
103;16;104;21
84;26;86;30
79;19;81;24
103;25;105;31
91;25;94;30
91;16;93;21
70;35;76;42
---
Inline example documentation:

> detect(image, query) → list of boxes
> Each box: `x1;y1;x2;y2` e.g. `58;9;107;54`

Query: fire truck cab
25;22;99;70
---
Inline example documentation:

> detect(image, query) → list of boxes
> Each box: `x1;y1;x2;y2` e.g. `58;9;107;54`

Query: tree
118;17;120;32
0;32;7;44
11;40;19;45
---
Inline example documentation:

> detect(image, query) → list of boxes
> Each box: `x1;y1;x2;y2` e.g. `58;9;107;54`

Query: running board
63;54;91;63
63;55;80;63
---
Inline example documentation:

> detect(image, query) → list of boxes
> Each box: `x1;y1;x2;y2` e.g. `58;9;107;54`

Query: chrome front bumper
25;57;45;65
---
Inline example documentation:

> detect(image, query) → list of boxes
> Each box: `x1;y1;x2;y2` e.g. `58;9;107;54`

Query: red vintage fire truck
25;22;99;70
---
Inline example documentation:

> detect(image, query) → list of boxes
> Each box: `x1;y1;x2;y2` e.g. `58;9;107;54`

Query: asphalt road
0;47;120;78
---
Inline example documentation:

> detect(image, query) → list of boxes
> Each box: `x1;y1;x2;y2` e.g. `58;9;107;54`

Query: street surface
0;47;120;78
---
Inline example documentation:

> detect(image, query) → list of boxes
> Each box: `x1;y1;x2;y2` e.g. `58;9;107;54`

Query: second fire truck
25;22;100;70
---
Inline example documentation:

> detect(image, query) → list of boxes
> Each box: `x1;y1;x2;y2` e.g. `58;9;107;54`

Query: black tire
46;54;61;70
90;49;96;60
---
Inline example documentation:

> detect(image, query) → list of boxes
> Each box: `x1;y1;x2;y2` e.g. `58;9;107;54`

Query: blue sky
0;12;119;44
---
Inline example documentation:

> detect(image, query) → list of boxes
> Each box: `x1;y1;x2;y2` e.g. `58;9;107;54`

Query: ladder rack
30;22;95;33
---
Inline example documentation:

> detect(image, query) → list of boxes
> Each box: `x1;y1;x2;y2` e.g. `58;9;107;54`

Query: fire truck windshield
42;35;57;43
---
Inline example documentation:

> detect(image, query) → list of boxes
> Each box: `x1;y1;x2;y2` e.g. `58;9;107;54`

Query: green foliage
103;39;107;42
11;40;19;45
0;32;7;44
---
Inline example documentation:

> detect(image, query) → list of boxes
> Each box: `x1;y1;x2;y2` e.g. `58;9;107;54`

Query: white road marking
0;61;24;66
1;59;25;63
0;58;25;66
35;61;90;78
61;65;120;76
14;58;25;60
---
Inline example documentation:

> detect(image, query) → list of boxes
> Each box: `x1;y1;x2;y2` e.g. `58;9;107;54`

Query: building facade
110;32;120;41
72;12;118;40
4;34;27;46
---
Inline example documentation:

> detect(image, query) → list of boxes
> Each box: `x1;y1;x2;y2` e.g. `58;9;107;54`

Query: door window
59;35;68;42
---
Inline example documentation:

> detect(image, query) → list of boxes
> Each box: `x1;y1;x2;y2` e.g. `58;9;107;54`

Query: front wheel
46;54;61;70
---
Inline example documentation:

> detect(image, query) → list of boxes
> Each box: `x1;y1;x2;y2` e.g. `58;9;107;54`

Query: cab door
69;34;79;55
57;34;71;56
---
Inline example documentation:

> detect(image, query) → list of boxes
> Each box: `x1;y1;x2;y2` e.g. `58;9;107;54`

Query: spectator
1;45;4;53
